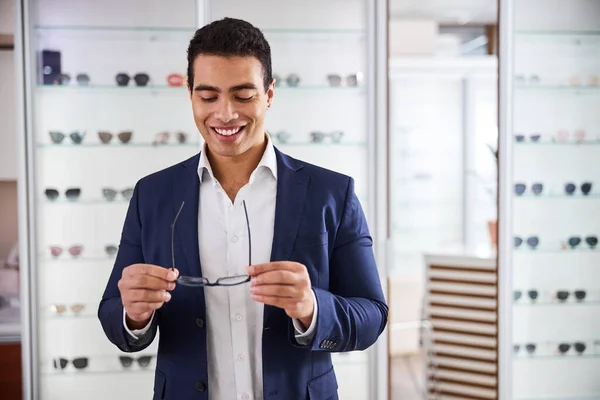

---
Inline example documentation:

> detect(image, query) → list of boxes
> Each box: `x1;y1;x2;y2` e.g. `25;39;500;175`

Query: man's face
190;55;274;158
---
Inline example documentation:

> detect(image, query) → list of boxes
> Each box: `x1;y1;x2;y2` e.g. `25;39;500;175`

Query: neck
206;136;267;186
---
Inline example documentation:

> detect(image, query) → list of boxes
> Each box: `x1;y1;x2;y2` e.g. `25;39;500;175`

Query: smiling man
98;17;387;400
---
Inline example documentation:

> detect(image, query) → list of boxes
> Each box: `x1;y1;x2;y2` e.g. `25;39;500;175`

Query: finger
250;284;298;298
124;264;177;281
126;302;163;316
122;275;175;291
123;289;171;303
251;294;293;308
248;261;302;276
251;270;301;286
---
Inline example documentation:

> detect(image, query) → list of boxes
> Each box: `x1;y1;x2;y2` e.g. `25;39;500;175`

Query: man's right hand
118;264;178;330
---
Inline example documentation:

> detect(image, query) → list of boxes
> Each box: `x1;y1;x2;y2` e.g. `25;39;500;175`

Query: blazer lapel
172;153;204;304
265;148;309;326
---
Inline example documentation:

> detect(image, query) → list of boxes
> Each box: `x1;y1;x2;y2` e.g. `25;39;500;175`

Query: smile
213;126;245;136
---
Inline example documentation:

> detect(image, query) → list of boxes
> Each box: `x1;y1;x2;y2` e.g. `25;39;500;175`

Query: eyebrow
193;83;259;93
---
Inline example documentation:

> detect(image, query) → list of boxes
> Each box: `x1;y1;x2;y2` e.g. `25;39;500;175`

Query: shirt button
235;314;242;321
231;235;238;242
196;318;204;328
238;354;245;361
195;382;206;392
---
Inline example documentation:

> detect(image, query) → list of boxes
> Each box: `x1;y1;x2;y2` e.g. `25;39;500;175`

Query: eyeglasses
514;236;539;249
558;342;587;355
310;131;344;143
50;245;83;258
274;131;291;144
152;131;188;145
514;343;536;355
172;201;252;287
98;131;133;144
105;245;118;257
514;183;544;196
326;73;362;87
565;182;593;195
49;304;85;316
566;236;598;249
556;290;586;302
514;133;541;143
53;357;88;370
45;188;81;201
102;188;134;202
49;130;86;145
167;73;185;87
116;72;151;87
119;355;153;369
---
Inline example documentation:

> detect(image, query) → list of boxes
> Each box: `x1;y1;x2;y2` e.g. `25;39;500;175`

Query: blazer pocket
153;370;166;400
294;231;328;250
307;366;338;400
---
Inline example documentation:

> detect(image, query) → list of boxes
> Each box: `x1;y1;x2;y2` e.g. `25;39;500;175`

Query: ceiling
389;0;498;24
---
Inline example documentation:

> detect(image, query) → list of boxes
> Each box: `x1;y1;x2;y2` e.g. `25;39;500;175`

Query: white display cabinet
499;0;600;398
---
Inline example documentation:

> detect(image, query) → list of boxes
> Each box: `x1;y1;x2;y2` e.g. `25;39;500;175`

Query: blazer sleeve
291;177;388;351
97;180;159;352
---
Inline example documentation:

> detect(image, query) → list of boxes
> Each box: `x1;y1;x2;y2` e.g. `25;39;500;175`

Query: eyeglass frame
171;200;252;287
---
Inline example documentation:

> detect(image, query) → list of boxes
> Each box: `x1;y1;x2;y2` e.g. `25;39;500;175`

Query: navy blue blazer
98;148;388;400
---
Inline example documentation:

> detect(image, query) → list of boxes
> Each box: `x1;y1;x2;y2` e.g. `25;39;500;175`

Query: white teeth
214;127;242;136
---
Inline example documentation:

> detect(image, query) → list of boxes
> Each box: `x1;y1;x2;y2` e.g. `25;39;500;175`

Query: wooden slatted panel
424;256;498;399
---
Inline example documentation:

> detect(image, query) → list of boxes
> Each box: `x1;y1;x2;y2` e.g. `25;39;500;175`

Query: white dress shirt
123;134;317;400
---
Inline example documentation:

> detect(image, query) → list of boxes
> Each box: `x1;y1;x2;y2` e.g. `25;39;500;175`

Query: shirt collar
197;133;278;184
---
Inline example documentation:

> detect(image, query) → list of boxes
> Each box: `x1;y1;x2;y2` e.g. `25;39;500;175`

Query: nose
214;99;239;123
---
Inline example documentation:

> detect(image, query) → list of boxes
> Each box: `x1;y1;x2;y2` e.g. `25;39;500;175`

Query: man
98;17;387;400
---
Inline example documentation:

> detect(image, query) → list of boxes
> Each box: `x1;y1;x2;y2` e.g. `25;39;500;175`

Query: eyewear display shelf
501;0;600;399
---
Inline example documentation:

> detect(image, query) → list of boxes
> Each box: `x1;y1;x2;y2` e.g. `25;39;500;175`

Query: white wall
0;0;17;181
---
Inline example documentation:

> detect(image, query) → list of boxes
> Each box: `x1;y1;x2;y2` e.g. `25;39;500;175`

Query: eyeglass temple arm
243;200;251;266
171;201;185;271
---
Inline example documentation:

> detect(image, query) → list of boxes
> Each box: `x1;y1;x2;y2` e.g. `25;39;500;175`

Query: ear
266;79;275;108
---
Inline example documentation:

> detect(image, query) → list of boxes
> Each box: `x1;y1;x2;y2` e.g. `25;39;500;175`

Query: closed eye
200;97;217;103
236;96;254;102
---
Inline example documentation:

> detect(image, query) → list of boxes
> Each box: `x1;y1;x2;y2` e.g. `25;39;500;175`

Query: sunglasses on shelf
50;245;83;258
152;131;188;145
49;304;85;316
514;236;539;249
514;343;536;354
45;188;81;201
514;74;540;84
105;245;118;257
557;342;586;355
98;131;133;144
556;290;586;302
326;73;361;87
514;183;544;196
167;73;185;87
514;133;542;143
273;73;301;87
310;131;344;143
514;289;541;302
565;236;598;249
53;357;89;370
102;188;134;202
59;73;90;86
49;130;86;145
565;182;592;195
119;355;153;369
116;72;150;87
273;131;291;144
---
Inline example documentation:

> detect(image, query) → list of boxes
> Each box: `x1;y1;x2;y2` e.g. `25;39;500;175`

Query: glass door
19;0;200;399
500;0;600;398
206;1;376;399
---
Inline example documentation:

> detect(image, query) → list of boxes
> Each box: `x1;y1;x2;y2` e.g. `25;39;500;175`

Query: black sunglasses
514;236;539;249
565;182;592;196
53;357;88;370
119;355;153;369
556;290;586;302
514;183;544;196
566;236;598;249
172;201;252;287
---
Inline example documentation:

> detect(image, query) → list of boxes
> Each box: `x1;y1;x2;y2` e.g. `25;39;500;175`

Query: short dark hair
187;17;273;92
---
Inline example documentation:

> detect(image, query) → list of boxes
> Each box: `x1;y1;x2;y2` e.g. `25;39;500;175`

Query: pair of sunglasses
172;201;252;287
566;236;598;249
98;131;133;144
565;182;592;195
514;133;541;142
152;131;188;145
554;129;586;142
570;74;599;87
273;73;301;87
514;183;543;195
514;236;539;249
558;342;586;355
514;343;536;354
273;131;291;144
53;357;88;370
514;74;540;84
50;245;83;258
556;290;587;302
326;73;361;87
514;290;539;301
45;188;80;201
59;73;90;85
49;131;85;144
116;73;150;87
167;73;185;87
102;188;134;202
310;131;344;143
50;304;85;316
105;245;118;257
119;355;153;369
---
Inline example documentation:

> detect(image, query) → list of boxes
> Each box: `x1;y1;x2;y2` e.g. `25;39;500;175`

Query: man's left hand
248;261;314;329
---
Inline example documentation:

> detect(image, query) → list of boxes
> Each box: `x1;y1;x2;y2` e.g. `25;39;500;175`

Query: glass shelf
263;28;365;35
37;84;364;93
37;143;199;148
45;314;96;320
40;257;115;263
43;369;153;376
515;141;600;146
515;85;600;92
43;200;129;205
34;25;194;32
516;30;600;36
514;301;600;307
514;249;600;254
514;354;600;361
514;194;600;199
